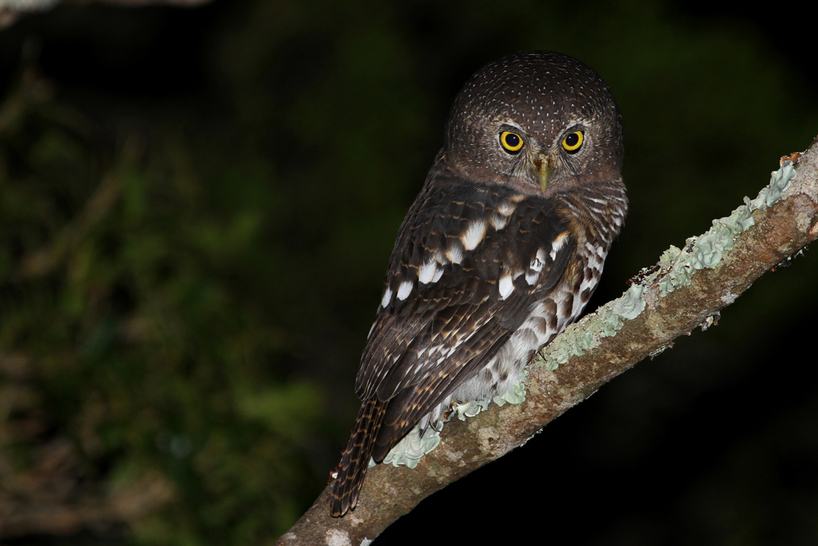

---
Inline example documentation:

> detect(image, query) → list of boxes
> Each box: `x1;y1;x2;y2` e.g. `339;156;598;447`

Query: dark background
1;1;816;544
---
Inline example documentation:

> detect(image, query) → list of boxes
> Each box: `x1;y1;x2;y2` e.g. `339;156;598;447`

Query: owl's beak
534;153;552;192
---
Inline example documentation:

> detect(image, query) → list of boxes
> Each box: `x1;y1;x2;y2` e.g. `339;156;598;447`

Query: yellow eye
499;131;524;153
561;131;584;153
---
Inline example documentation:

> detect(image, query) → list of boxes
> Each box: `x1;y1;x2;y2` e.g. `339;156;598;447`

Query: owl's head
444;51;623;195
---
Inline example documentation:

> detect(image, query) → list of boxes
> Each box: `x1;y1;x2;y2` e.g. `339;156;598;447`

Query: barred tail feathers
330;398;387;517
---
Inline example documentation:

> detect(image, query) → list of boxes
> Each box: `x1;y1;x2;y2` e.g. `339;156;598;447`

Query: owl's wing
356;173;575;460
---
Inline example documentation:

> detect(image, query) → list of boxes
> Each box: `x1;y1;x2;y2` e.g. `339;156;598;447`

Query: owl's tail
330;398;387;517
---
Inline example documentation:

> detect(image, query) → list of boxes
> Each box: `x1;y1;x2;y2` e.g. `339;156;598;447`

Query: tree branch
276;136;818;546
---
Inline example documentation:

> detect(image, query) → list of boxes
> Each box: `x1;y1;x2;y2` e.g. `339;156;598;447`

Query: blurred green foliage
0;68;321;542
0;0;817;544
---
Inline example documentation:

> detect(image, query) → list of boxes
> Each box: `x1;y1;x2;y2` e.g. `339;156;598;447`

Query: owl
330;51;627;517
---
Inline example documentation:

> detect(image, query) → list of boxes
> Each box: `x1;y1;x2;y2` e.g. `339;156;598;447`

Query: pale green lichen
540;323;595;368
653;207;753;296
492;367;529;406
750;160;796;209
383;369;529;468
609;282;646;321
541;159;798;366
539;282;645;369
653;160;796;296
453;397;492;418
382;425;441;469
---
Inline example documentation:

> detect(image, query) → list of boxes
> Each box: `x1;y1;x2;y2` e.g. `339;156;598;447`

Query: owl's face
444;51;623;196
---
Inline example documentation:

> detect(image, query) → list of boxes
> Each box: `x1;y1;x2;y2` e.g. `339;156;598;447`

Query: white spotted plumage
331;50;627;517
396;280;413;301
460;219;487;250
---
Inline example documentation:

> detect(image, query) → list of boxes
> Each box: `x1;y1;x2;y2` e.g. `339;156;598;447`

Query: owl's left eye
499;131;524;153
561;131;584;153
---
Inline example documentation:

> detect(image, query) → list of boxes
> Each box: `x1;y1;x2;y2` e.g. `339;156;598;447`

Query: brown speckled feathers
331;51;626;516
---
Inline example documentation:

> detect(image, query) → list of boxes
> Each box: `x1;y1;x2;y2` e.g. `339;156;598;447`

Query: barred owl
330;50;627;516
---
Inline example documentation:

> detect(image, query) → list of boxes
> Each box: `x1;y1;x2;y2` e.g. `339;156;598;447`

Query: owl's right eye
499;131;524;153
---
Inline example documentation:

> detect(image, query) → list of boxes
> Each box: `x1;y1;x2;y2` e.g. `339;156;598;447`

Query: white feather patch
397;280;413;301
526;248;546;285
446;244;464;265
550;231;569;260
380;287;393;308
525;270;539;286
431;267;444;283
417;259;441;284
498;273;514;299
497;201;516;216
460;220;486;251
490;213;508;231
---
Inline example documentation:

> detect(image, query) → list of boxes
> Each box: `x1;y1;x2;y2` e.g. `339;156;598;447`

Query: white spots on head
417;258;443;284
498;273;515;300
460;220;486;251
380;287;393;308
397;280;413;301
